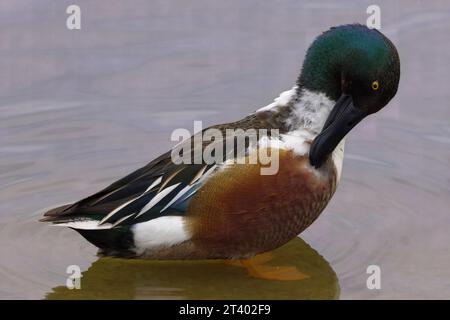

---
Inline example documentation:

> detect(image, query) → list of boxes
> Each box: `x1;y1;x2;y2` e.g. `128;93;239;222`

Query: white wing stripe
134;183;181;219
145;176;162;192
160;185;193;213
111;213;135;228
98;165;215;227
190;165;207;185
199;165;217;183
99;196;140;225
98;176;163;225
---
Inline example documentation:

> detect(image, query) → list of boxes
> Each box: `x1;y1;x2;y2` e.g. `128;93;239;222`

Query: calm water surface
1;0;450;299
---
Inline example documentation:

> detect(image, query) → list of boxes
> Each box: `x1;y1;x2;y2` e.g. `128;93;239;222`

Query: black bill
309;94;368;168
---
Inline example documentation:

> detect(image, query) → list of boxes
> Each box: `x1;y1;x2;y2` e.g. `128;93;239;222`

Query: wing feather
42;113;272;228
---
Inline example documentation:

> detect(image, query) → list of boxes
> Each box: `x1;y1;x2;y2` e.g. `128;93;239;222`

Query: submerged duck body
41;24;400;259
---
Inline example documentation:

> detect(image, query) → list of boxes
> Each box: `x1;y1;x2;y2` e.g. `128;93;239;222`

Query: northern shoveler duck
41;24;400;263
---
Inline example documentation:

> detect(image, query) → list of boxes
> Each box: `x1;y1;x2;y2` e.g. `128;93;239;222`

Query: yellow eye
371;80;380;91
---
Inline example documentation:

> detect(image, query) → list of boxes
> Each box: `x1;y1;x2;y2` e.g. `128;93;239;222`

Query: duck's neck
257;86;345;179
257;86;336;136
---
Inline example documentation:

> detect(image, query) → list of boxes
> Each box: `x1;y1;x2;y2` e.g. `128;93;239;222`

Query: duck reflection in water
47;238;339;299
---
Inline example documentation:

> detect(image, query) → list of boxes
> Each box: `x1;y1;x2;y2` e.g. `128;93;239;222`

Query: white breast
255;88;345;180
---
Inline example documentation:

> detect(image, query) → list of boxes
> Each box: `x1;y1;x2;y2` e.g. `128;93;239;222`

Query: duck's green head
298;24;400;167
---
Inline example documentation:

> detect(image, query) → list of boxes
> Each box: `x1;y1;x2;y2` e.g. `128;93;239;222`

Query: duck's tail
39;203;74;222
40;204;135;257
